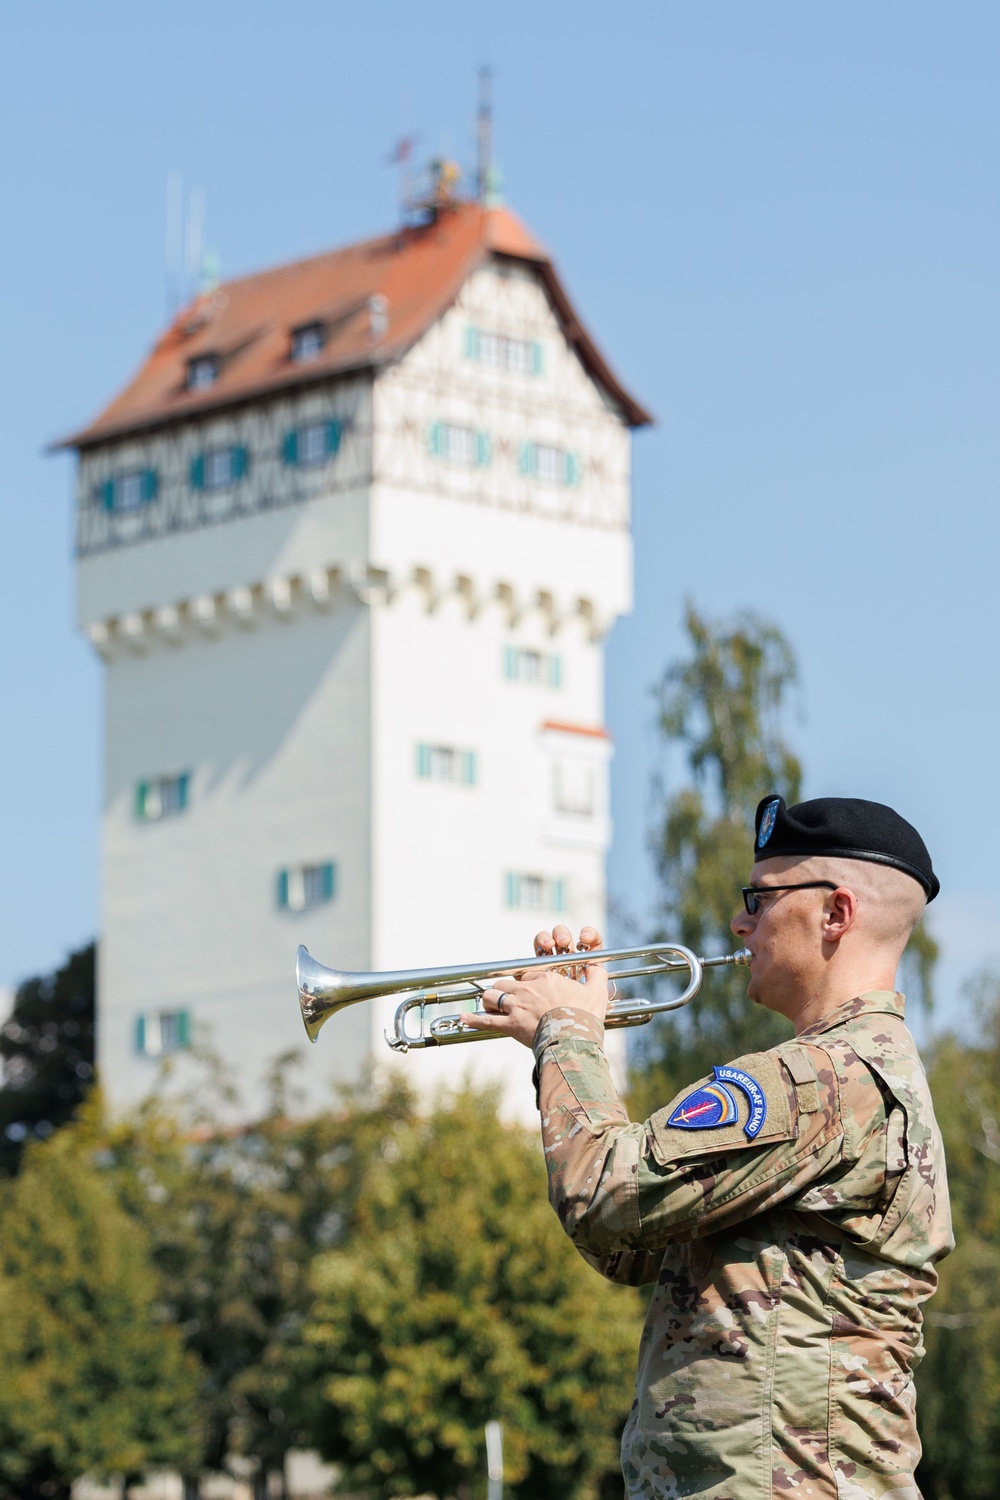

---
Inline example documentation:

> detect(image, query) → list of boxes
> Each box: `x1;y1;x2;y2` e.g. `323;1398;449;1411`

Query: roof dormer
185;353;219;391
291;322;325;363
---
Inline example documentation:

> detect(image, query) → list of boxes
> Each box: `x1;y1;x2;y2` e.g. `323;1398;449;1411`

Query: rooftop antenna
476;66;493;202
387;132;416;225
166;171;183;318
185;188;205;304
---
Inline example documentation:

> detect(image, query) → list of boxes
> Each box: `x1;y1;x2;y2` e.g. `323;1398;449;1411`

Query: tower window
519;443;580;486
186;355;219;390
136;773;190;822
415;743;477;784
429;423;491;467
282;420;343;467
135;1010;190;1057
100;470;158;514
465;327;542;375
553;760;595;817
277;861;336;912
504;873;566;912
292;323;325;362
190;446;249;491
502;646;562;687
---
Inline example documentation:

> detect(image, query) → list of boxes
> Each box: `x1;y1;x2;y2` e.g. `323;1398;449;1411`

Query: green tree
630;604;803;1113
101;1053;369;1498
0;942;95;1175
631;602;937;1117
916;973;1000;1499
0;1120;202;1500
303;1085;641;1500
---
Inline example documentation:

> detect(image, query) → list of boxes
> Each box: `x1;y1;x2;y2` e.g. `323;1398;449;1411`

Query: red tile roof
61;202;652;449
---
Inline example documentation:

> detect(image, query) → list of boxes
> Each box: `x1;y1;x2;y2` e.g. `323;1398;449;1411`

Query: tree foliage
631;601;937;1116
916;974;1000;1499
99;1053;366;1497
0;943;95;1175
303;1086;641;1500
0;1118;201;1499
630;604;803;1112
91;1069;641;1499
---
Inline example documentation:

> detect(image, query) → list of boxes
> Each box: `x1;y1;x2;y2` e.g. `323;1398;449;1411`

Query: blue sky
2;2;998;1029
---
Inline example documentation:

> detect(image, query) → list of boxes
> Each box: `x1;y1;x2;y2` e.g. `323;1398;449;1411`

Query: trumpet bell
297;945;360;1043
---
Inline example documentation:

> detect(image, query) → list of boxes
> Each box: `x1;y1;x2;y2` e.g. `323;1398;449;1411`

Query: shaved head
754;854;927;963
735;845;931;1029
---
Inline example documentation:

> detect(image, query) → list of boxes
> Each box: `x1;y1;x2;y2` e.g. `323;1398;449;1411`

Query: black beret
754;795;939;901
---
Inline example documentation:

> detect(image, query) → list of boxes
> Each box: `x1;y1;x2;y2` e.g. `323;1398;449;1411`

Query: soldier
466;796;954;1500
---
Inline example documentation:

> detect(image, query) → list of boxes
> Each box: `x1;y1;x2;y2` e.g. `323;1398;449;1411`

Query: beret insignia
757;797;781;849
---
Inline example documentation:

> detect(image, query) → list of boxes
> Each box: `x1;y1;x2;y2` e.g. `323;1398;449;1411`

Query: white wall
99;597;374;1115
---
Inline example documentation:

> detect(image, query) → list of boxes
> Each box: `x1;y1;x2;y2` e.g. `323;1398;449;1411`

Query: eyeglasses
741;881;838;915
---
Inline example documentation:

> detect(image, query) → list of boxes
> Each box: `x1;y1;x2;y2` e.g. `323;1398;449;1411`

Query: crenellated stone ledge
82;564;615;660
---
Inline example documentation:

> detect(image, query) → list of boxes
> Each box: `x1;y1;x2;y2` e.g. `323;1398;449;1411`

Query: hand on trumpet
461;924;610;1048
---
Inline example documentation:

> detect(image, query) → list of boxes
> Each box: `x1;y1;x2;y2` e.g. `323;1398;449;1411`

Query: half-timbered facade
63;199;650;1120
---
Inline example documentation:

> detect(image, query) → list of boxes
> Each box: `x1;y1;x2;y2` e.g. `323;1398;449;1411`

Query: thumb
582;959;609;997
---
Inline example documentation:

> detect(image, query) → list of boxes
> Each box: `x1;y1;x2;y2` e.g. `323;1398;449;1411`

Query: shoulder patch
712;1065;768;1138
647;1051;795;1167
667;1080;738;1131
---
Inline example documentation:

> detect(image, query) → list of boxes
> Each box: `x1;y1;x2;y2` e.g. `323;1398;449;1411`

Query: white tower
63;192;650;1120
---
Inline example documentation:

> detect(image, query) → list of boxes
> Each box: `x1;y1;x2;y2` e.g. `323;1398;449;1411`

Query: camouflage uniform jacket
533;992;953;1500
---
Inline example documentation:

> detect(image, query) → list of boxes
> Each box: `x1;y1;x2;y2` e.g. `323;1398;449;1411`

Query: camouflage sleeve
533;1007;870;1260
575;1247;666;1286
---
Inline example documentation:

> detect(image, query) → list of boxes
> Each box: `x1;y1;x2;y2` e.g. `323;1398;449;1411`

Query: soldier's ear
821;886;858;943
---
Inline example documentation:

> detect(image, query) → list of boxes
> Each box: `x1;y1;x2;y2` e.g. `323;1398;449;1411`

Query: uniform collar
796;990;906;1040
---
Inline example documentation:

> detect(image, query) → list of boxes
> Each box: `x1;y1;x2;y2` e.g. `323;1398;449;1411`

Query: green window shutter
416;743;431;778
565;453;580;486
177;773;190;811
277;869;289;909
102;479;116;512
282;430;298;466
322;862;336;901
190;454;205;490
504;872;518;908
142;470;158;502
531;340;544;375
519;442;536;476
428;422;442;456
176;1011;191;1049
461;750;477;785
326;420;342;456
550;878;566;913
476;432;491;467
136;781;148;820
465;326;480;360
232;445;249;479
503;645;517;680
548;654;563;688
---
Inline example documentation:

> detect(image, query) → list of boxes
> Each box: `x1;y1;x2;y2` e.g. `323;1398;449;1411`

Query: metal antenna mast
476;66;493;202
166;171;183;318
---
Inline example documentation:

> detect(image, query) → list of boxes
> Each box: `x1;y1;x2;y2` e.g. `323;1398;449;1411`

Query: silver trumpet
296;942;751;1052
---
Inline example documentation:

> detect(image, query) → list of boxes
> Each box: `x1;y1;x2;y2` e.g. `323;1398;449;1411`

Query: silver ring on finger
496;992;508;1015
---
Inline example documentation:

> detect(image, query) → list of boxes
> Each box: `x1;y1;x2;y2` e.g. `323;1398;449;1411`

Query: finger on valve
552;923;574;954
577;925;604;952
534;929;555;957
